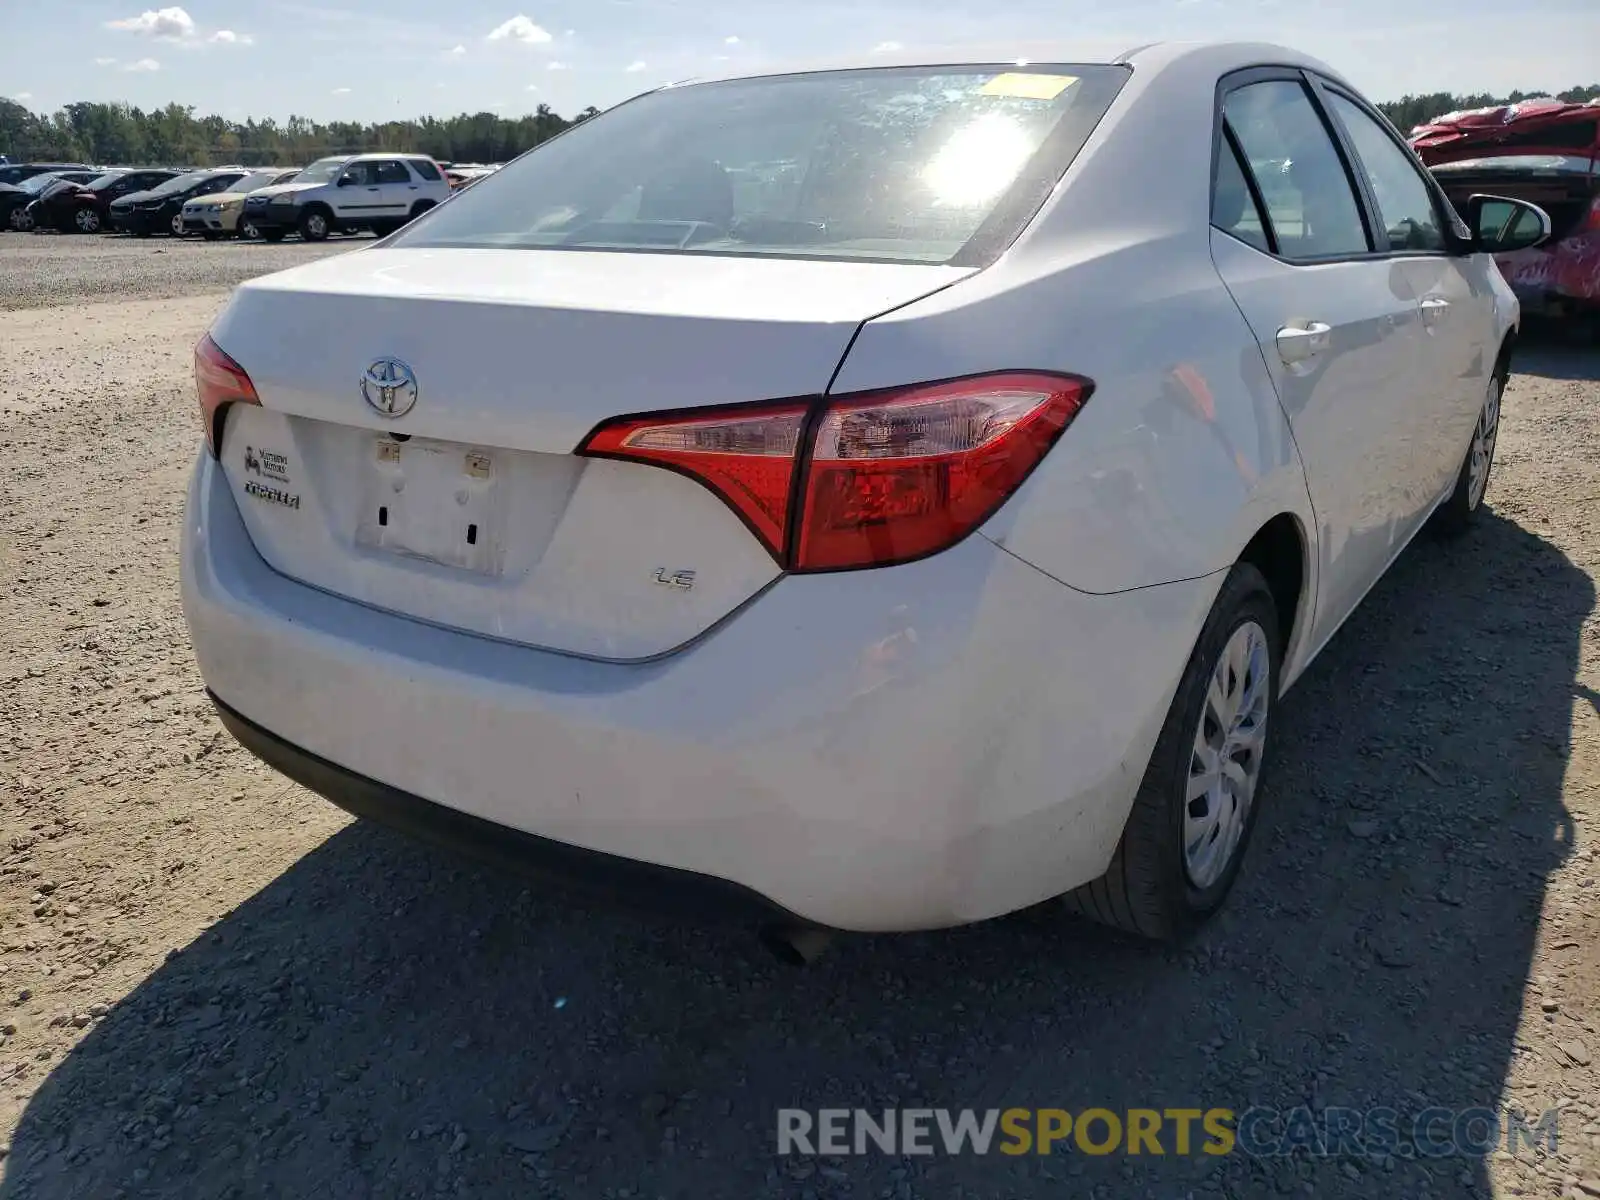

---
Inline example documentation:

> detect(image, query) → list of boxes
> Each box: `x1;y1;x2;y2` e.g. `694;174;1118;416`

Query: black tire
1432;372;1503;536
169;212;187;238
1064;563;1281;940
298;207;331;242
8;208;31;232
260;227;287;243
71;207;101;234
239;218;262;241
407;199;436;222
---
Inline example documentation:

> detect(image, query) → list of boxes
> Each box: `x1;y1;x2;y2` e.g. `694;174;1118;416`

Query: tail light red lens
194;333;260;457
579;372;1090;572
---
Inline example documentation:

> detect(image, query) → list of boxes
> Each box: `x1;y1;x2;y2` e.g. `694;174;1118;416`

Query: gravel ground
0;235;1598;1200
0;230;355;312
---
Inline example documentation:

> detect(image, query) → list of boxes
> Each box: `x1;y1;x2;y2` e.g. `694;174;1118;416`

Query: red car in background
1413;99;1600;331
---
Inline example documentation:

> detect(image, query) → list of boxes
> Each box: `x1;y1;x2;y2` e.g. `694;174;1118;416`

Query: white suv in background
240;153;451;242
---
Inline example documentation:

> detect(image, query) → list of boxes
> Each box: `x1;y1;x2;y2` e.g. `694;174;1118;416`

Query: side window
1211;135;1270;252
374;160;411;185
1324;93;1446;253
409;159;442;182
341;162;375;186
1223;80;1370;260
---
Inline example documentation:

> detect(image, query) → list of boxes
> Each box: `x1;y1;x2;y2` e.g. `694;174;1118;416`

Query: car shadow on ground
1514;321;1600;381
4;402;1594;1200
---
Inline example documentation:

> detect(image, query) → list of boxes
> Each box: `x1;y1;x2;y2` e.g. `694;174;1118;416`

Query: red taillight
1584;197;1600;233
194;333;260;458
579;402;809;558
578;372;1090;572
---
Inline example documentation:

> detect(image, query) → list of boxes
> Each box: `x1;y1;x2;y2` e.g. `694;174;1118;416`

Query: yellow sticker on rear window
980;72;1077;100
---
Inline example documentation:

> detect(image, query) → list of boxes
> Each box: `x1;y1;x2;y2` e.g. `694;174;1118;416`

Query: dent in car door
1208;74;1429;656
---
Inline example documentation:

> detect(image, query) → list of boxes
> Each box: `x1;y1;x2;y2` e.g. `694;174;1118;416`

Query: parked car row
0;153;456;242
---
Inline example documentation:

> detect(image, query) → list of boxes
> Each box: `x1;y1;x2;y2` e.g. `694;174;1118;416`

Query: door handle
1276;321;1332;365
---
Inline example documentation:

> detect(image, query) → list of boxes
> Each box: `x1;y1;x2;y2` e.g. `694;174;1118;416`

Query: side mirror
1465;194;1552;254
336;175;354;187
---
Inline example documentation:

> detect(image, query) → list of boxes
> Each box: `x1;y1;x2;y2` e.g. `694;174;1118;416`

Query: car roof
670;40;1347;90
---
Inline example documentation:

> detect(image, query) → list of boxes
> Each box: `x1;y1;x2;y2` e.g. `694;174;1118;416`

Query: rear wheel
72;207;101;234
239;218;262;241
299;207;331;242
1064;563;1280;940
407;199;436;222
1432;373;1502;535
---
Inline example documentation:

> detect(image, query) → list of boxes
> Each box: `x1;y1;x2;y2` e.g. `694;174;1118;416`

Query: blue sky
2;0;1597;124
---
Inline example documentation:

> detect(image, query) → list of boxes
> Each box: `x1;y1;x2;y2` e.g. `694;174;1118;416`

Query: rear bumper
182;451;1216;931
212;693;809;926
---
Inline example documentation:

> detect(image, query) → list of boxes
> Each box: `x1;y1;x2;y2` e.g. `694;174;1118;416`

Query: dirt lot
1;234;1597;1200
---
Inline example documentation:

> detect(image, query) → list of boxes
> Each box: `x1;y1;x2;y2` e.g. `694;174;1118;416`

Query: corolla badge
360;358;418;417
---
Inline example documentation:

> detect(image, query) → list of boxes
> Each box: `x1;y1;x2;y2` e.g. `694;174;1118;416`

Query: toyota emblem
360;357;418;417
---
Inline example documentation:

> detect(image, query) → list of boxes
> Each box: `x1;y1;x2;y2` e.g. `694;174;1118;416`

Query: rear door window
410;159;443;182
1212;138;1271;252
374;160;412;185
1223;80;1371;259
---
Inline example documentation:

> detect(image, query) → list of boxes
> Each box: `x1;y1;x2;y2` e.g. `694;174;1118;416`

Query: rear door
1208;70;1429;654
1318;83;1495;503
372;159;419;217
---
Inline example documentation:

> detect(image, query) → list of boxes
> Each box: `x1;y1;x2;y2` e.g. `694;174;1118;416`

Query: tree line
1379;84;1599;135
0;99;600;167
2;84;1597;170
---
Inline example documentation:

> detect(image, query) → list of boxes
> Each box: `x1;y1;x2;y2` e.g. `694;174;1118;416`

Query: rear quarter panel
833;233;1316;600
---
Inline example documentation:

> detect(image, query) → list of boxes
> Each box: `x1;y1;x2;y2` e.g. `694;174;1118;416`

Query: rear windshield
391;64;1128;265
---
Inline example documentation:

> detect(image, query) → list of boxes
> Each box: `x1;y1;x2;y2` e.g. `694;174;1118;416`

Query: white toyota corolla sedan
181;41;1548;949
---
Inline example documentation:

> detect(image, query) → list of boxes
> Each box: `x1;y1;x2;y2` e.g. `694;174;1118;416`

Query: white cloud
331;86;352;94
208;29;253;44
449;44;466;56
12;91;32;101
526;82;540;91
870;40;903;54
106;6;195;40
724;35;740;44
486;15;552;44
624;60;646;72
122;58;161;71
94;56;118;66
546;60;568;70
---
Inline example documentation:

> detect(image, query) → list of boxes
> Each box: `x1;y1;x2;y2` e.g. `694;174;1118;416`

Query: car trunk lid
207;246;971;660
